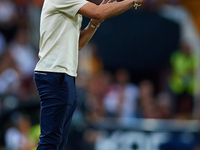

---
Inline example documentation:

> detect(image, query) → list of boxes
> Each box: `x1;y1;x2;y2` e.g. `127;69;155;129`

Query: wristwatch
90;22;100;29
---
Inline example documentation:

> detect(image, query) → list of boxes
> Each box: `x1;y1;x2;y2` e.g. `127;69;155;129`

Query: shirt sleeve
53;0;88;17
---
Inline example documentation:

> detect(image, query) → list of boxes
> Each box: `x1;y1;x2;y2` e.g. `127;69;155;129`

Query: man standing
34;0;146;149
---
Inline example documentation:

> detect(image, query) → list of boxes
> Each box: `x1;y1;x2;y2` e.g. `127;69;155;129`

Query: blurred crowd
0;0;200;149
0;0;43;101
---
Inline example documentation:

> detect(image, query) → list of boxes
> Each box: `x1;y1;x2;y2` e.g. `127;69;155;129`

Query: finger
108;0;115;3
100;0;107;5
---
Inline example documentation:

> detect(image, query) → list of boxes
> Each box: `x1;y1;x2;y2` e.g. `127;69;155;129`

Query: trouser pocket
54;73;65;85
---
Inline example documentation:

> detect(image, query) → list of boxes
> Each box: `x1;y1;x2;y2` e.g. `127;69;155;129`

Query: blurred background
0;0;200;149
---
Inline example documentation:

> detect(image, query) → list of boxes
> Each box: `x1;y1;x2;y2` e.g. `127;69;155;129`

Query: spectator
9;28;37;79
0;0;18;42
156;92;173;119
168;42;196;119
137;80;158;118
0;50;21;94
85;72;111;123
168;42;196;96
8;28;37;100
0;68;20;94
4;114;37;150
104;69;138;124
13;0;29;27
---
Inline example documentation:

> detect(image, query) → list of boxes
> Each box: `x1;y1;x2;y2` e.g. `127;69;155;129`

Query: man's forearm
78;0;135;22
78;0;145;50
79;20;99;50
96;0;135;21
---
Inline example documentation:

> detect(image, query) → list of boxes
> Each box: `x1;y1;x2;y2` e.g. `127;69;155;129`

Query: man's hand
91;0;117;26
78;0;147;50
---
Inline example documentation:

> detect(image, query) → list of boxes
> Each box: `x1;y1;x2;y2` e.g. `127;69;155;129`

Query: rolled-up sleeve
53;0;88;17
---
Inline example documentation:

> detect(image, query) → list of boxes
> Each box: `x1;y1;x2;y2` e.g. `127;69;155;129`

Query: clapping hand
91;0;117;26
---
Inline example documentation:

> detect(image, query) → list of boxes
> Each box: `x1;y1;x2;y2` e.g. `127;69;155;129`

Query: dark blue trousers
34;71;77;150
